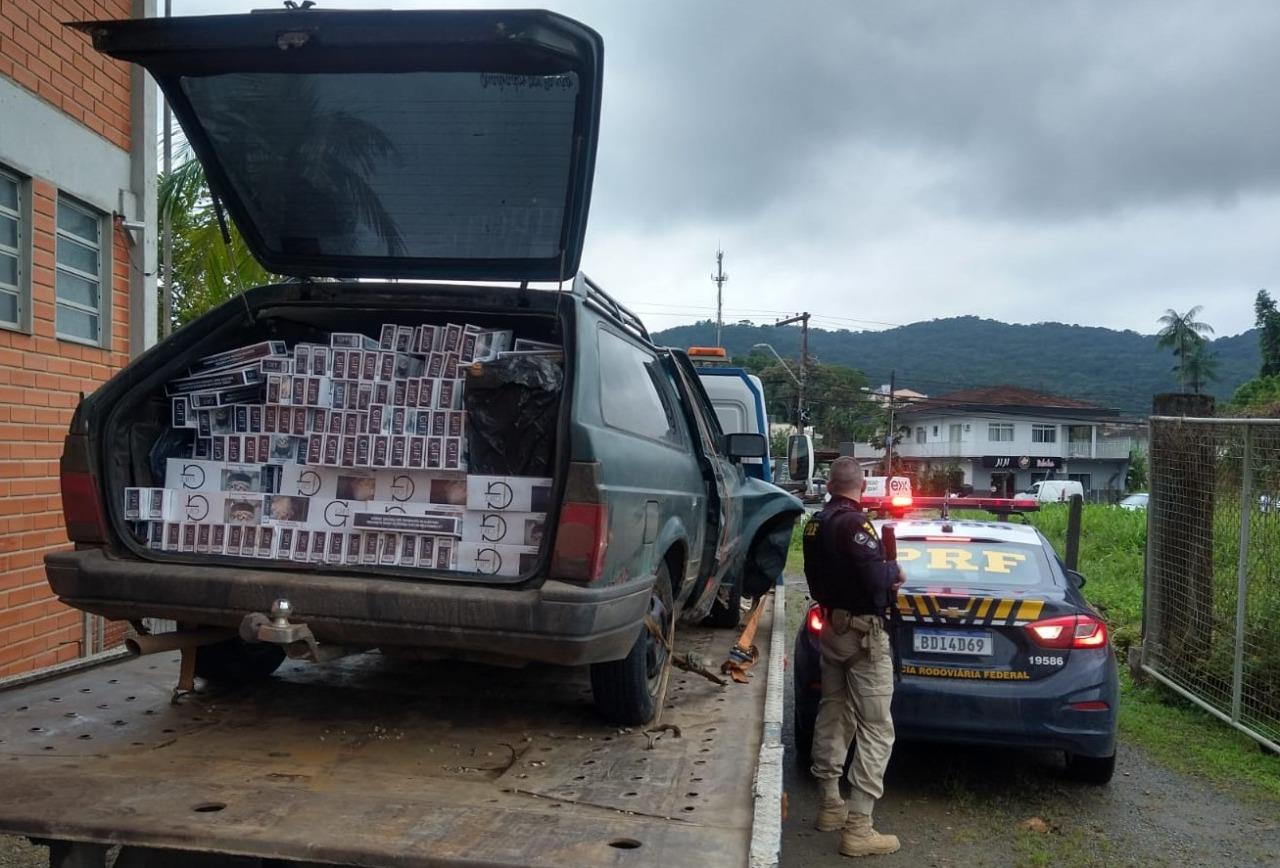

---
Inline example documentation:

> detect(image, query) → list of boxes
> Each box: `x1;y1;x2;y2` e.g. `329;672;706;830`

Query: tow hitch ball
240;599;346;663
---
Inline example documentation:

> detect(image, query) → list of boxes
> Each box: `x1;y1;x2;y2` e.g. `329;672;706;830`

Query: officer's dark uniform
803;494;899;832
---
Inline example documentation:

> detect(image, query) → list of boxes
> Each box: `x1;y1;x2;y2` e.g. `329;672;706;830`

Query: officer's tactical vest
802;508;892;615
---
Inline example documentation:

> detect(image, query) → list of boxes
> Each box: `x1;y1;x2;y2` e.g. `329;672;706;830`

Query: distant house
848;385;1145;499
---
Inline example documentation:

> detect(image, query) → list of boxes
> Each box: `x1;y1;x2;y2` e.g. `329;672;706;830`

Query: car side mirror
725;432;767;461
1067;569;1086;589
788;433;812;481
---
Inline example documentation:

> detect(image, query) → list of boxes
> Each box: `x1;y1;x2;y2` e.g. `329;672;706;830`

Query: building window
55;195;105;345
916;426;926;444
0;168;24;330
988;423;1014;442
1032;423;1057;443
949;423;963;443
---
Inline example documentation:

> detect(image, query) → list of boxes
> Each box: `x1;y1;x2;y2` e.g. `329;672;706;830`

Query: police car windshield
895;539;1053;589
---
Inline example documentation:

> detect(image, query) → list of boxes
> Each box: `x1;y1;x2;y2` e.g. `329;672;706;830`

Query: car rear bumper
890;673;1117;758
46;548;652;667
793;636;1117;758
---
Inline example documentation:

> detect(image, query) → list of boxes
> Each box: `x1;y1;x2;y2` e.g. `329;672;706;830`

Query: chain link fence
1143;416;1280;752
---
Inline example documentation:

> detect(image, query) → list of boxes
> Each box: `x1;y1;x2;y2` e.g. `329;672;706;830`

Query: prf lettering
898;547;1027;574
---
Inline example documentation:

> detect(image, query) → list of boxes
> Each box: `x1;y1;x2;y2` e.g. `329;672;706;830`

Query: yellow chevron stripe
914;595;931;618
975;598;993;620
993;599;1014;621
1016;599;1044;622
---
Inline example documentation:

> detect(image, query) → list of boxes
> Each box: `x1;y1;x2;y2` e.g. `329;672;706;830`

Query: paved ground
780;574;1280;868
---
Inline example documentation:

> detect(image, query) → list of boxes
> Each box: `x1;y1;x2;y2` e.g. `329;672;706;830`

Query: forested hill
652;317;1260;415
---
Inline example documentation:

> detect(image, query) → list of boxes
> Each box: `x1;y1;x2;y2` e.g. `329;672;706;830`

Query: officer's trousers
809;610;895;816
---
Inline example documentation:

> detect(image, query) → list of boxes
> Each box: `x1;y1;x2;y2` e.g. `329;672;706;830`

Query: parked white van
1020;480;1085;503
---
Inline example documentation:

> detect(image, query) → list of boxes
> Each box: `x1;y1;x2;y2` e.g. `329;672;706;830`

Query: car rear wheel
590;562;674;726
1064;751;1116;785
194;638;286;684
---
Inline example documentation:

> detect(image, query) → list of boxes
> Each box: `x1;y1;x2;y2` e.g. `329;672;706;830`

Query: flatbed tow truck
0;592;786;868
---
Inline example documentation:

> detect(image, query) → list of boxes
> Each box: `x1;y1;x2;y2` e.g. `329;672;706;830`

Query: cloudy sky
168;0;1280;337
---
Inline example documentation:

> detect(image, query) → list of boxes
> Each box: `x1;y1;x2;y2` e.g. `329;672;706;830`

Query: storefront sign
981;456;1061;470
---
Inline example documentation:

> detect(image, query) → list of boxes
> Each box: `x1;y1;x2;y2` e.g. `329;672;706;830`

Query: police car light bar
861;495;1040;516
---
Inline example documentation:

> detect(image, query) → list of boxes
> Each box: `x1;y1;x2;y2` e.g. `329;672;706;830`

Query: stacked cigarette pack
130;324;557;578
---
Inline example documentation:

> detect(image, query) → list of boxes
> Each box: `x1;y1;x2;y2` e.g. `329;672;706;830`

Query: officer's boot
839;811;900;857
814;778;847;832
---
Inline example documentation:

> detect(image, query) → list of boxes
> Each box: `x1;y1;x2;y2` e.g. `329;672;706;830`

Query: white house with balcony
849;385;1145;499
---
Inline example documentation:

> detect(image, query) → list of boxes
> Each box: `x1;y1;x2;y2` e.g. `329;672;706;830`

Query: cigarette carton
258;526;276;559
167;366;262;397
462;511;547;547
465;475;553;513
331;332;380;351
189;340;288;375
260;357;293;375
171;397;195;429
457;542;539;578
350;507;461;536
379;324;397;351
379;532;400;566
262;494;313;528
443;437;462;471
196;524;212;554
362;531;381;565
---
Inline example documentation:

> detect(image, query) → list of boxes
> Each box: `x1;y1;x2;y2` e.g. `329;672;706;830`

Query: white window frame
55;194;109;347
0;165;31;333
988;423;1014;442
1032;423;1057;444
915;426;926;444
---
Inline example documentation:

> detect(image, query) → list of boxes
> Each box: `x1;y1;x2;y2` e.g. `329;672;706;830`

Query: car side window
597;327;681;443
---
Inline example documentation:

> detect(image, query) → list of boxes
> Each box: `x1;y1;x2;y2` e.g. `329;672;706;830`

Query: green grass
785;505;1280;804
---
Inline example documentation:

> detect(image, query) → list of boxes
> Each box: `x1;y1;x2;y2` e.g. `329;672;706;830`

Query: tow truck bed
0;601;779;868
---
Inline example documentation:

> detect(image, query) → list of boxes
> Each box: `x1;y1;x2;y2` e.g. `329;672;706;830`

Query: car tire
591;562;675;726
194;638;286;684
1064;751;1116;785
703;574;743;629
793;704;814;768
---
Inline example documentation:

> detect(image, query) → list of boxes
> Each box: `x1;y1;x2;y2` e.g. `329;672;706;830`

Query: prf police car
793;518;1118;784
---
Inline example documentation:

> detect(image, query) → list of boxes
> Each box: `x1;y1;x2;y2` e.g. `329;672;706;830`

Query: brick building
0;1;156;676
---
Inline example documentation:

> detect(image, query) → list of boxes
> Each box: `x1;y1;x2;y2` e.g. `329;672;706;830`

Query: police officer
803;457;904;858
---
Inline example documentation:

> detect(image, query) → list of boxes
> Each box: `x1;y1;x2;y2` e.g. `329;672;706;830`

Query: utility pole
711;249;728;347
774;312;810;430
160;0;173;339
884;369;896;476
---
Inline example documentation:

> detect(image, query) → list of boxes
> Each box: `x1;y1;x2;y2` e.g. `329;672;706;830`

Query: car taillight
60;434;107;544
1068;700;1110;711
1025;614;1108;650
807;607;824;633
550;461;608;583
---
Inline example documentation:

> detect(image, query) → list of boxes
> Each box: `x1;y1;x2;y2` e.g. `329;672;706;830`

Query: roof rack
573;272;651;344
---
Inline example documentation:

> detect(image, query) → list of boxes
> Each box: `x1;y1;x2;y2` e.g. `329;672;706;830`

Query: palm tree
1182;344;1219;395
158;154;276;332
1156;306;1214;392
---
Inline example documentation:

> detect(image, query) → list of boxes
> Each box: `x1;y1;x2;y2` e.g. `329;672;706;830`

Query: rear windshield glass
180;71;579;262
895;540;1053;588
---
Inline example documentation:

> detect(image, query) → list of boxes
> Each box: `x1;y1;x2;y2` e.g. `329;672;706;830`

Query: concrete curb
749;578;786;868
